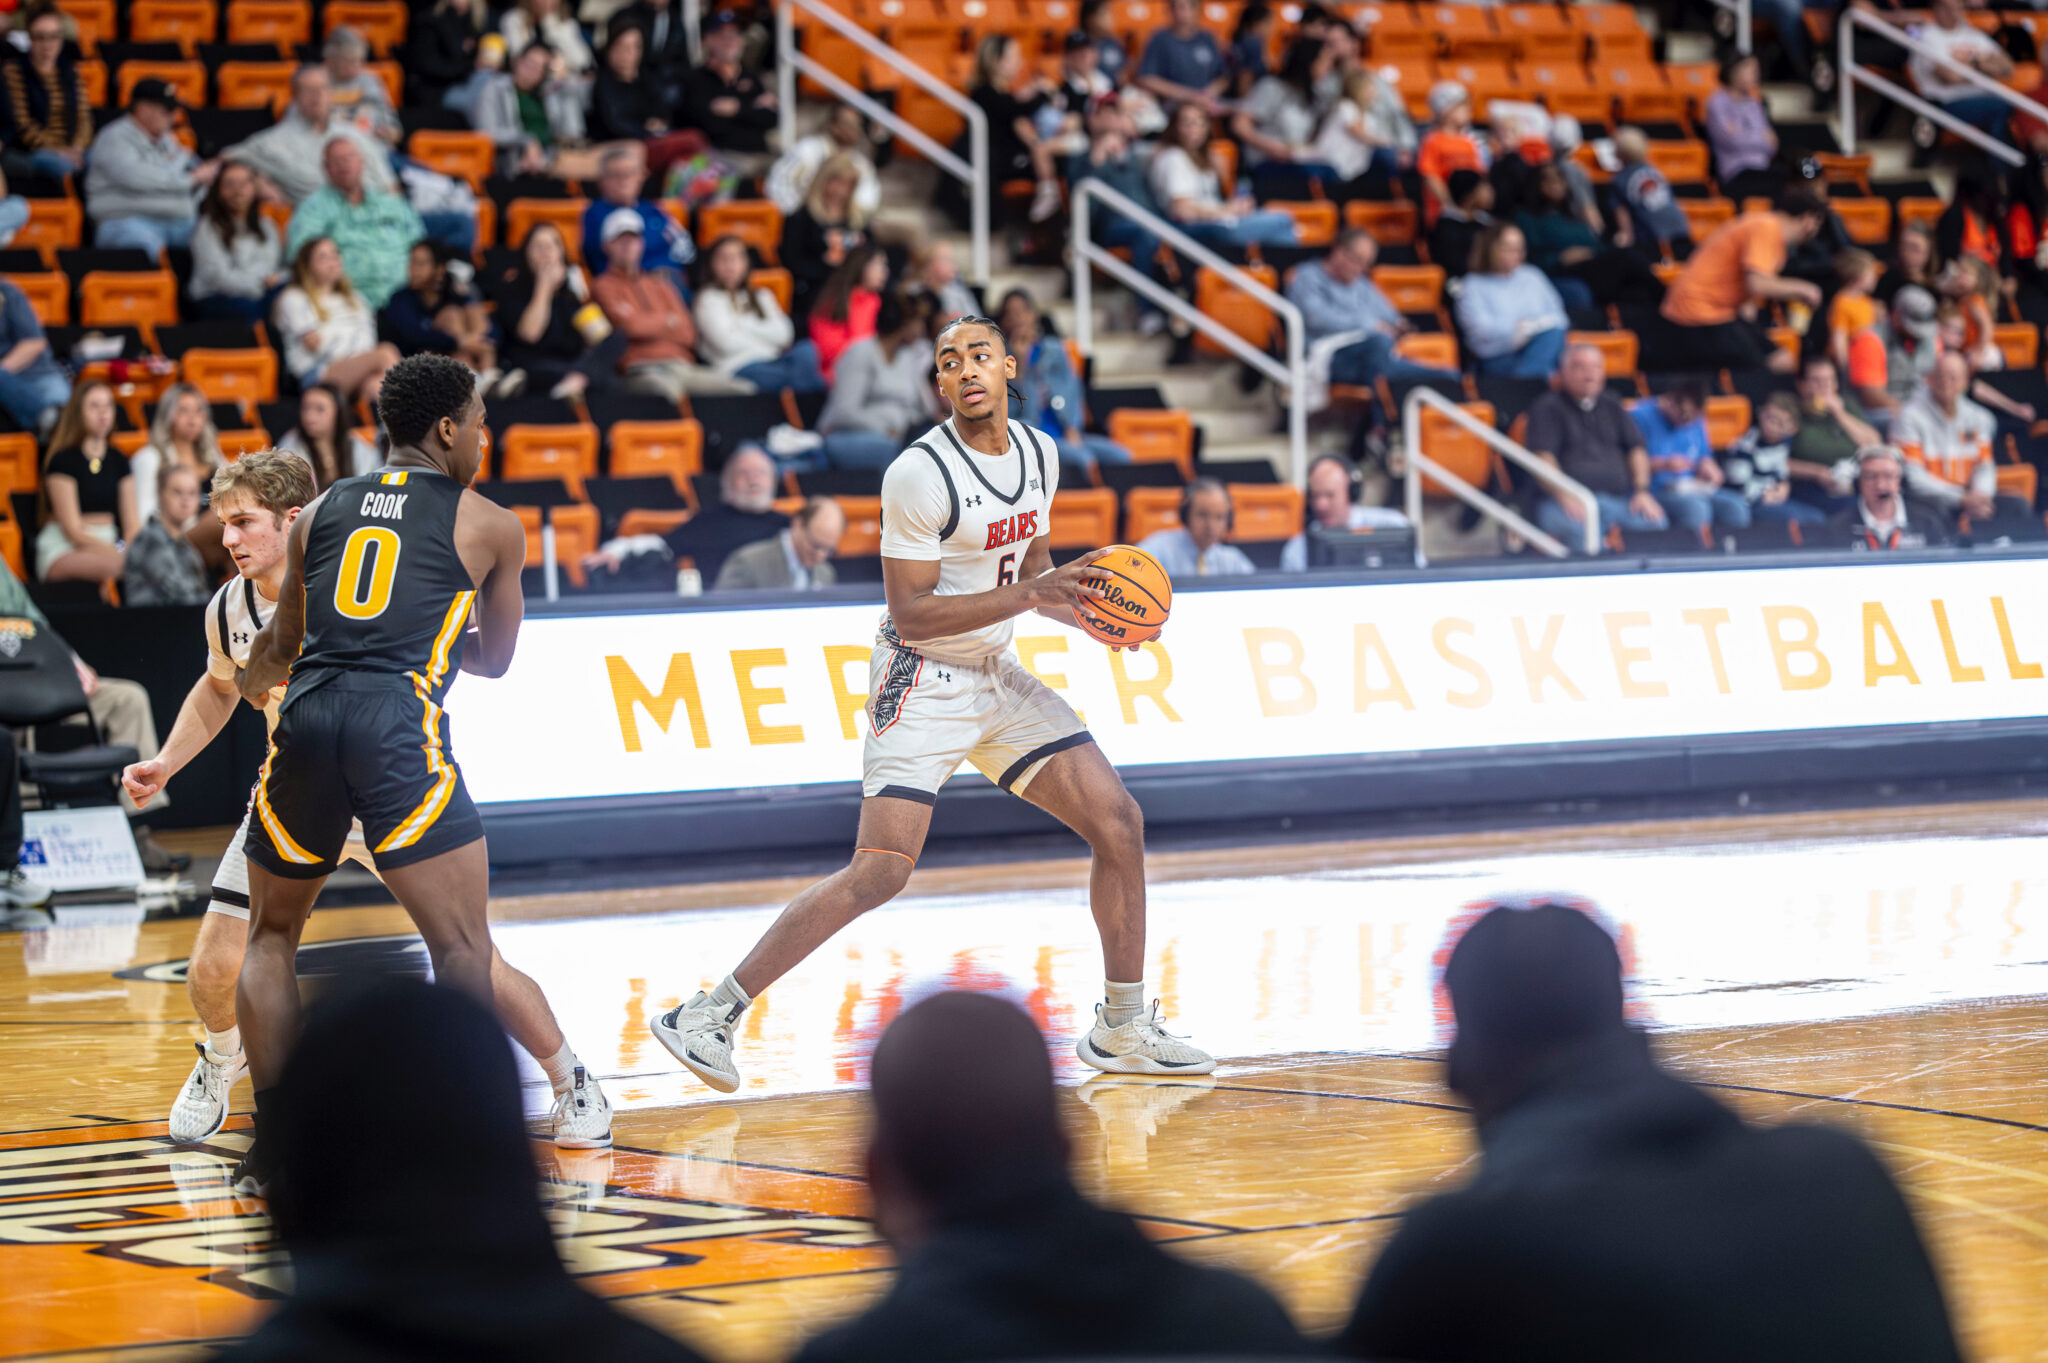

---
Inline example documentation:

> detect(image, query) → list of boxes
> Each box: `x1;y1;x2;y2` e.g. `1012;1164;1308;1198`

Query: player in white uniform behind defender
653;313;1215;1088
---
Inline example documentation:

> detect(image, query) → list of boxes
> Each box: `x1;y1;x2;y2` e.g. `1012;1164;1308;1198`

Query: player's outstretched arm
243;508;314;702
459;503;527;679
122;672;239;805
882;544;1110;644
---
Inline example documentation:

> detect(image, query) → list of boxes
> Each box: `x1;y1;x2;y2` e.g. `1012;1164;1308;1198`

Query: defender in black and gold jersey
235;355;610;1191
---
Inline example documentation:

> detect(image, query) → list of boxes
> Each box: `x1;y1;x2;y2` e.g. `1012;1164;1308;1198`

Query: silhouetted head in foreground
865;991;1069;1248
1443;901;1629;1128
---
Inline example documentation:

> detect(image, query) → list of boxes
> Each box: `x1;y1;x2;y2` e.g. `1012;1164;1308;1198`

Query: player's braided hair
933;313;1026;410
375;353;478;448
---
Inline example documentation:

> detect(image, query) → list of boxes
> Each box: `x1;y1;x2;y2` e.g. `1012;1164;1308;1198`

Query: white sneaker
0;867;51;907
1029;180;1062;222
1076;1000;1216;1076
650;991;744;1093
549;1066;613;1149
168;1042;247;1143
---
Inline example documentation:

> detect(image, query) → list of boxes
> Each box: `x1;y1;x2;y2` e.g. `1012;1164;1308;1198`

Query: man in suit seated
1827;444;1950;550
715;497;846;591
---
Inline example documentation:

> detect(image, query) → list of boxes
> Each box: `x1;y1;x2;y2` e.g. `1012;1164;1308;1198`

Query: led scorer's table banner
455;559;2048;805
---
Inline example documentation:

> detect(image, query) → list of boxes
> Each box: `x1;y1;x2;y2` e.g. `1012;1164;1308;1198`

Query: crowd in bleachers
4;0;2048;607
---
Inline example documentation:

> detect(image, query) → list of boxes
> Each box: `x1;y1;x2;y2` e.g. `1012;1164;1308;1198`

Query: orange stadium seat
1371;264;1445;313
1048;487;1119;548
1425;4;1513;60
129;0;217;52
1664;62;1720;112
1226;484;1304;542
408;130;496;193
1122;486;1184;542
1495;4;1579;61
216;62;297;111
618;507;692;538
1993;323;2039;370
1379;59;1440;121
1524;64;1608;123
696;200;784;263
1437;57;1519;112
1836;197;1893;245
1680;198;1736;239
0;434;42;497
1569;329;1639;375
1106;409;1196;479
1416;400;1500;498
1193;264;1278;358
111;429;150;457
516;504;600;587
77;57;108;106
227;0;315;48
1606;64;1681;124
501;424;601;495
368;60;402;105
1396;332;1459;370
324;0;409;54
80;272;179;333
1266;201;1338;248
795;25;865;97
181;348;279;404
56;0;116;53
0;514;23;585
1704;395;1752;451
1896;196;1946;232
1645;141;1712;186
117;60;207;107
1345;199;1418;246
1572;3;1653;61
505;199;589;261
1208;138;1238;191
217;428;273;460
474;199;497;252
2;274;69;326
749;267;794;315
1357;2;1427;60
609;420;703;495
832;495;884;557
1996;460;2038;506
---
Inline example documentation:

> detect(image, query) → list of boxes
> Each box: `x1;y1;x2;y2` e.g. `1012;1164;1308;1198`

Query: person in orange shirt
1652;187;1828;374
1827;248;1881;376
1416;81;1487;229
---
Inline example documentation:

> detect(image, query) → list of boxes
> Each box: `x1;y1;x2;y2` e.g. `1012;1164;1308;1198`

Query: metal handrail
1071;178;1308;483
1839;8;2048;168
1707;0;1751;55
1401;387;1599;564
775;0;990;284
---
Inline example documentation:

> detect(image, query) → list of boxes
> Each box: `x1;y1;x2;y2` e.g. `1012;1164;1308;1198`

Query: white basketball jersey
877;417;1061;665
204;576;286;733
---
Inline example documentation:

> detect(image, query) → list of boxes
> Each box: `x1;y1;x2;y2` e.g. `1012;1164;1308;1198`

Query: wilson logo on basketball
1099;584;1150;620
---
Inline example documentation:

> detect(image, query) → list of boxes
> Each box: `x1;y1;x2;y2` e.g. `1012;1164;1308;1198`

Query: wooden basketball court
3;801;2045;1361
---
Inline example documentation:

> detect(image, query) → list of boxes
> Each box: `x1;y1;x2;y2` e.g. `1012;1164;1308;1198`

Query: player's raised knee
849;847;916;902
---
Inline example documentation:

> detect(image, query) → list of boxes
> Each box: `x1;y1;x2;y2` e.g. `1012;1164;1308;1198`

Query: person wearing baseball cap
83;78;220;256
589;208;753;401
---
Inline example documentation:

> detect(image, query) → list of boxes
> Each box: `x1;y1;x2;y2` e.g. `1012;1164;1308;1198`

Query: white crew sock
1103;979;1145;1028
539;1042;581;1094
206;1026;242;1059
707;973;751;1013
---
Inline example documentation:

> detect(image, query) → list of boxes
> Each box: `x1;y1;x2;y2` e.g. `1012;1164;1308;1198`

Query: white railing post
1401;388;1600;562
1839;7;1856;155
777;0;795;152
1839;9;2048;168
684;0;701;65
777;0;991;284
1069;179;1309;483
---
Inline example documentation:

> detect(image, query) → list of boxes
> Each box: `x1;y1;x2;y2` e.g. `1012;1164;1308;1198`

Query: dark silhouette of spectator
1335;899;1964;1363
795;991;1305;1363
216;979;708;1363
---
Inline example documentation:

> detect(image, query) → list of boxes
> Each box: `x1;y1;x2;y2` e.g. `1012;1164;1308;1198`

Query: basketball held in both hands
1073;545;1172;647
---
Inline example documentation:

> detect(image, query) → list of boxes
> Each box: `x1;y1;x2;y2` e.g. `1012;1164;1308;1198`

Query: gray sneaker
1;867;51;907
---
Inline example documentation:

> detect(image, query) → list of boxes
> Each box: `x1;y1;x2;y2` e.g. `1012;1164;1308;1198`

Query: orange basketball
1073;545;1172;647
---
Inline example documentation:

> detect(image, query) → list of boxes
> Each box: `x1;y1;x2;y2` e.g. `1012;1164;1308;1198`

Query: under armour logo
233;631;252;645
965;494;983;507
1029;480;1040;491
935;670;953;682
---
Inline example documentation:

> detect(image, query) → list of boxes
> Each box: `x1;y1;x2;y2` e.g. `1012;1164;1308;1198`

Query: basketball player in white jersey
653;314;1215;1089
123;450;608;1149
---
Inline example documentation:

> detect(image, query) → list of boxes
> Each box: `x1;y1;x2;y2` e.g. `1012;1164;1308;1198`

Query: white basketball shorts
862;642;1093;804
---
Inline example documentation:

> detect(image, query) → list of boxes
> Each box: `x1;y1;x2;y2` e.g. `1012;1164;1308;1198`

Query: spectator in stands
784;154;873;323
766;103;882;219
275;237;402;405
1937;254;2004;372
1135;0;1229;113
1703;54;1780;201
0;276;69;438
1150;103;1299;251
277;384;379;491
969;35;1065;224
581;147;696;284
122;466;212;607
1455;224;1571;379
288;139;424;309
1631;381;1749;533
1910;0;2016;144
695;235;824;392
1227;1;1275;97
1524;343;1666;548
1055;29;1115;129
614;0;691;108
189;162;288;323
1830;444;1949;548
1280;454;1407;571
84;81;217;255
1858;284;1943;424
37;380;137;585
585;444;786;585
1725;392;1829;528
907;241;981;326
216;980;711;1363
1081;0;1130;87
475;41;590;179
1876;220;1940;308
796;991;1303;1363
324;28;400;146
1139;479;1256;576
591;210;750;400
488;222;606;400
1416;81;1486;230
1893;351;2030;533
1290;229;1458;393
715;497;845;591
1430;169;1494;282
1793;353;1885;481
381;242;497;376
1070;107;1172;336
999;289;1134;472
1827;247;1883;376
0;726;49;906
1312;65;1417;201
815;292;942;470
132;384;223;527
0;5;90;184
226;67;397;207
1516;162;1663;309
1611;127;1692;262
809;246;890;383
0;165;25;249
502;0;597;81
590;24;672;147
1235;36;1338;201
1653;188;1826;375
406;0;483;110
1334;897;1963;1363
684;11;777;159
